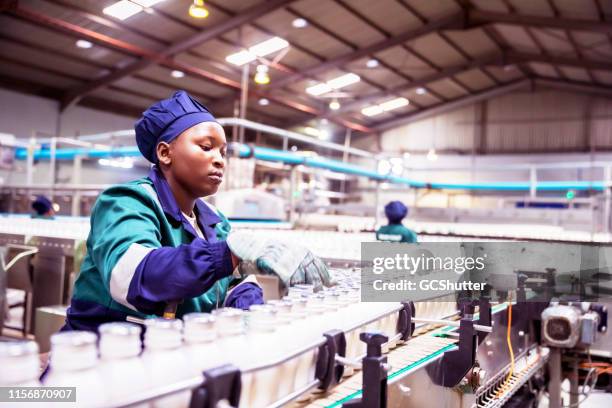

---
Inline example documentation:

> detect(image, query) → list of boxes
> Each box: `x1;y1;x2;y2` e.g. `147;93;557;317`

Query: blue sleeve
127;239;234;314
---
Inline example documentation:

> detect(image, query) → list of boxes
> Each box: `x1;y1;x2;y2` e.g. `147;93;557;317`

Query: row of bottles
1;274;452;408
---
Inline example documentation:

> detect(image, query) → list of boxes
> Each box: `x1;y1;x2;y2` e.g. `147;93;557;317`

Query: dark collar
148;166;222;229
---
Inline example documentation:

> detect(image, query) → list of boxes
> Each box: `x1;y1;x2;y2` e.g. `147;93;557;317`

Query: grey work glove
226;231;333;291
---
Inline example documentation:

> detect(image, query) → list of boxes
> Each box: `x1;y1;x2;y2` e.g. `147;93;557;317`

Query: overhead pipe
13;144;605;192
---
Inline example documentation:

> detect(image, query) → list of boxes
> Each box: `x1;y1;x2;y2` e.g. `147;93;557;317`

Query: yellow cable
495;301;515;398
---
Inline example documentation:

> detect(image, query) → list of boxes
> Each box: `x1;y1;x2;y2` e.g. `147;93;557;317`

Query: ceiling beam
266;11;465;90
469;9;612;33
7;4;371;133
535;78;612;99
374;79;531;131
59;0;295;109
509;51;612;72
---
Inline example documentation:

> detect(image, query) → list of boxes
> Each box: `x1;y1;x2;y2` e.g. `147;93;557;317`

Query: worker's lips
207;173;223;184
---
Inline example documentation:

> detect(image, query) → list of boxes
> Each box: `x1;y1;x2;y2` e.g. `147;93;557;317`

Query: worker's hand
226;231;333;292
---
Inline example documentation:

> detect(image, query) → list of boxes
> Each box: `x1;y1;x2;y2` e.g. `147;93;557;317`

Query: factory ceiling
1;0;612;136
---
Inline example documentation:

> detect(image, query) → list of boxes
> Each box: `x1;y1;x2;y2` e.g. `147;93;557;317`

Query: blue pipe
14;144;606;192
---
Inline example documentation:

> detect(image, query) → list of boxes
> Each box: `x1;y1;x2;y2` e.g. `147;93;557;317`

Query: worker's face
160;122;227;197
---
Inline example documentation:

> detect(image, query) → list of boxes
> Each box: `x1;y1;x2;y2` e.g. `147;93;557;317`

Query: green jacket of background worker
376;201;418;243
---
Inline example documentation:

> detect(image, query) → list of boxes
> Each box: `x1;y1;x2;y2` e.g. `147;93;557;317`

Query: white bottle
0;340;40;408
0;340;39;386
267;300;299;400
246;305;281;408
97;322;149;407
212;308;250;405
141;318;191;408
183;313;224;372
44;331;106;407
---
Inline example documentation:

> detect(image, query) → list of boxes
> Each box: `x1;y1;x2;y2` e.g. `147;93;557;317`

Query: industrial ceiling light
329;99;341;110
103;0;164;20
258;98;270;106
306;73;360;96
254;64;270;85
226;37;289;66
189;0;209;19
416;87;427;95
292;18;308;28
361;97;409;117
76;39;93;49
103;1;143;20
366;59;379;68
171;70;185;78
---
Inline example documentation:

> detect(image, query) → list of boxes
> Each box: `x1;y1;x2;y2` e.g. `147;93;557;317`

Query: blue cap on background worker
376;201;418;243
64;90;331;333
31;195;55;218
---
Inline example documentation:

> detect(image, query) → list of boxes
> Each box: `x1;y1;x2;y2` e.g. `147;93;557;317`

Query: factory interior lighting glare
103;0;165;20
366;59;379;68
226;37;289;66
416;87;427;95
254;64;271;85
361;97;409;117
98;158;134;169
258;98;270;106
75;39;93;49
303;127;330;140
188;0;209;18
292;18;308;28
427;148;438;161
329;99;341;110
306;73;360;96
170;70;185;78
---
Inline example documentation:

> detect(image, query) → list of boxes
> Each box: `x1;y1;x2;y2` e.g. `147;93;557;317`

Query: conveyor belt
294;334;458;408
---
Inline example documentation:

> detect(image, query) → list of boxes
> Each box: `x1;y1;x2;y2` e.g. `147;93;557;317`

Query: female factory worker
65;90;331;331
376;201;418;243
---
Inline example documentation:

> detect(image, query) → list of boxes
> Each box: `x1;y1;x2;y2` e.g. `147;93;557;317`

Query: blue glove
224;282;264;310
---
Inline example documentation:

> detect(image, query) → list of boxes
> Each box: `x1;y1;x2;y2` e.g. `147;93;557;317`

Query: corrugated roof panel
337;0;423;36
552;0;599;19
494;25;538;51
529;28;575;55
470;0;508;12
213;0;264;13
403;90;440;107
31;0;166;50
349;58;409;88
593;71;612;85
407;0;461;20
485;66;525;82
0;37;108;80
291;0;385;49
408;33;465;67
528;62;560;78
375;45;435;80
113;76;178;100
427;78;468;99
558;67;592;83
138;65;232;98
454;68;496;91
90;87;157;108
506;0;553;16
440;29;499;60
0;58;80;89
0;16;130;68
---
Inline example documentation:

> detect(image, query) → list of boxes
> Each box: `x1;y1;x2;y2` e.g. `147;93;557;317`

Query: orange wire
496;301;515;398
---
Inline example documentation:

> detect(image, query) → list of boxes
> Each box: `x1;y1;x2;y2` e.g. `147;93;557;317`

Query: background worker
376;201;418;243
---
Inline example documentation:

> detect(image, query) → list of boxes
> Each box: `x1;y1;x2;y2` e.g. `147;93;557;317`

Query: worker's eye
220;148;227;158
200;145;212;151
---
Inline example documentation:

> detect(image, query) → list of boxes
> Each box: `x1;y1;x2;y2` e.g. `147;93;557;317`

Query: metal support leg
569;359;579;408
548;348;562;408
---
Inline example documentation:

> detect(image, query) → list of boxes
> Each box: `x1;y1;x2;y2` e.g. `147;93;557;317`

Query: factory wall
0;88;137;139
381;90;612;154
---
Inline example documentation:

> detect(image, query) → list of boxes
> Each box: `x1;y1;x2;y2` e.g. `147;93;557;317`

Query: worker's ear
156;141;172;166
